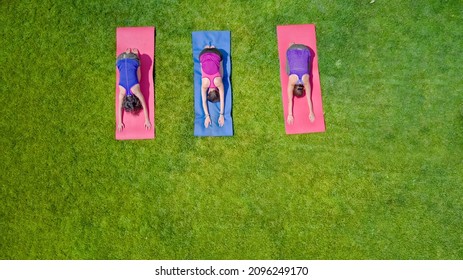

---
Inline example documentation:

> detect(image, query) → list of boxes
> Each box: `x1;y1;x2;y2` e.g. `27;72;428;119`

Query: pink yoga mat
277;24;325;134
115;27;155;140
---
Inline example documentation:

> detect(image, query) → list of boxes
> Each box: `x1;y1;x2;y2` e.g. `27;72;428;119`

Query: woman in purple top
286;43;315;125
199;45;225;128
116;48;151;131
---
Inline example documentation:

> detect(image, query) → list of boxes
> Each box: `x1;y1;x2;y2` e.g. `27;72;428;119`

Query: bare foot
131;48;139;56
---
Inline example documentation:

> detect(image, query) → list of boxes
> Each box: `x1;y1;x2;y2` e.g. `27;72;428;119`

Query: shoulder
213;76;223;86
201;77;210;88
302;74;310;82
288;74;298;84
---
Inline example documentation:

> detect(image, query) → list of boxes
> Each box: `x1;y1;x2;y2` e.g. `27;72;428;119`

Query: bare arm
201;87;209;114
200;63;211;128
117;90;125;131
201;89;211;128
303;75;315;122
201;72;211;129
217;61;225;127
134;91;149;120
217;83;225;127
287;77;294;125
132;85;151;129
219;62;225;114
218;83;225;115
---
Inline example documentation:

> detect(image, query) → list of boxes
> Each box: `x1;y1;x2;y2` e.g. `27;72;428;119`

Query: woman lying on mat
116;48;151;131
286;43;315;125
199;45;225;128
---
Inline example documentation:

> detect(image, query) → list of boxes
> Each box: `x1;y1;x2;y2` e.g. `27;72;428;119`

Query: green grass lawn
1;0;462;259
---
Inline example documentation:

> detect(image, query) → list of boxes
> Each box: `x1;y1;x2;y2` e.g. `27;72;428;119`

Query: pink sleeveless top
200;52;221;88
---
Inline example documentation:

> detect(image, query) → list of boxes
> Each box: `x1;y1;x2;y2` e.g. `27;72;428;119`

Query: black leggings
116;52;140;64
288;43;309;51
199;48;223;60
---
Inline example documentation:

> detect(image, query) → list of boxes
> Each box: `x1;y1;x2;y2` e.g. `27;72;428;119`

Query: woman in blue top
286;43;315;125
116;48;151;131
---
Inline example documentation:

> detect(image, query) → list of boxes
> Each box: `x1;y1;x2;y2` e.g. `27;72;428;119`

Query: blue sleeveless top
117;58;139;95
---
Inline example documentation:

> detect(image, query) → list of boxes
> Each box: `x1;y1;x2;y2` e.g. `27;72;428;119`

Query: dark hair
207;89;220;103
293;85;305;97
122;94;142;112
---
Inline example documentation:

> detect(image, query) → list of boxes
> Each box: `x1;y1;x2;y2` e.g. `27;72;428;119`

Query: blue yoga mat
192;31;233;137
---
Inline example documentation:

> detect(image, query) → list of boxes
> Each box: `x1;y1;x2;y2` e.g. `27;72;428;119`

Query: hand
204;115;211;128
145;119;152;130
287;115;294;125
218;114;225;127
117;122;125;131
309;112;315;123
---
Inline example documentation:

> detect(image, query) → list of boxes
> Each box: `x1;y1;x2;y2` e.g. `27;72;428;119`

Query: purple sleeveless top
200;52;221;88
287;48;310;84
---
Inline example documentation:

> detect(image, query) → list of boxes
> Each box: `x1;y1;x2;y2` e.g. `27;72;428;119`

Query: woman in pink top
199;45;225;128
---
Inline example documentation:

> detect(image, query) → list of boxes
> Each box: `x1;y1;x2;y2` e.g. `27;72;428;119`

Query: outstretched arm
117;90;125;131
217;84;225;127
287;79;294;125
218;61;225;127
200;63;211;128
132;84;151;129
303;76;315;122
201;84;211;128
